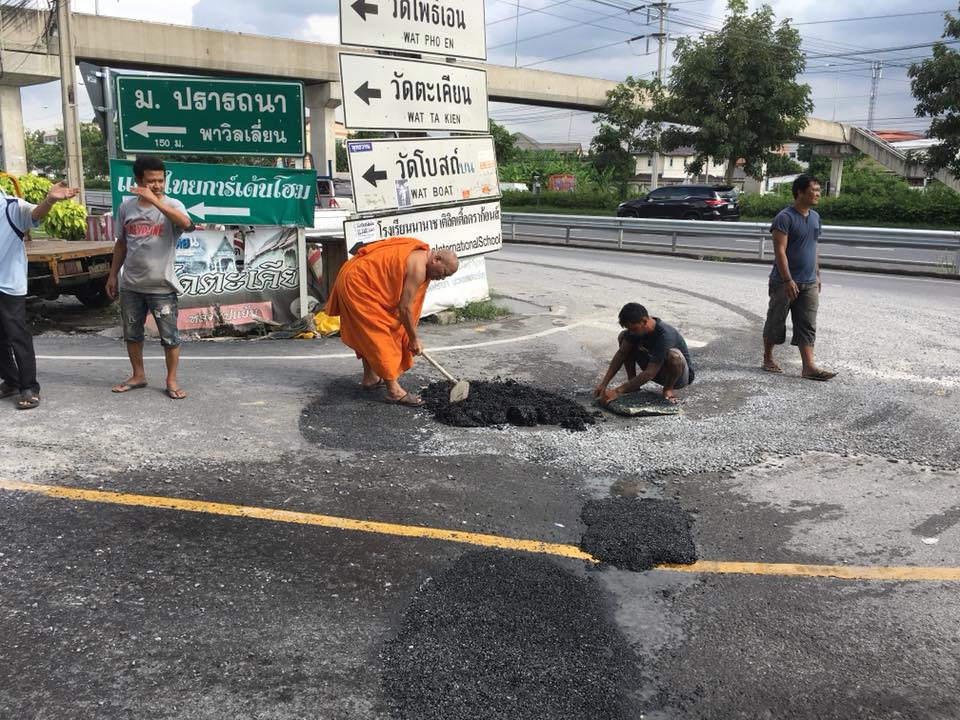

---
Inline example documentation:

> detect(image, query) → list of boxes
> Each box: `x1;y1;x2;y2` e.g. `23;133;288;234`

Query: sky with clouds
14;0;956;148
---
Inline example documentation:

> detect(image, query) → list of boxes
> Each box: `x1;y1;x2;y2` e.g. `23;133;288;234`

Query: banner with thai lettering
172;226;303;330
343;201;502;258
109;159;317;227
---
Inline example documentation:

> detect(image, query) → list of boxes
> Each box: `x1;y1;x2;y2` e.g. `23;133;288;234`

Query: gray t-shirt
116;196;188;294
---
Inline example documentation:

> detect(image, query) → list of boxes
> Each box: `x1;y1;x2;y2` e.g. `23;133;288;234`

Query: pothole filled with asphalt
580;497;698;571
381;550;643;720
421;379;600;431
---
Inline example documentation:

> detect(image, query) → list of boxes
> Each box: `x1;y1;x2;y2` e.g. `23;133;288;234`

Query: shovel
421;350;470;402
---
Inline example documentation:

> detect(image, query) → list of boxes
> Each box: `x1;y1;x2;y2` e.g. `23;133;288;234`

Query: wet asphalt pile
381;550;643;720
421;380;599;431
580;497;697;571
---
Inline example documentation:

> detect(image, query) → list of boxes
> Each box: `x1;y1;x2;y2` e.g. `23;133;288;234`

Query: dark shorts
119;289;180;348
763;280;819;347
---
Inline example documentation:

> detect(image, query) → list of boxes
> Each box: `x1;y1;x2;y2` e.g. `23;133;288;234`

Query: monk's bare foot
762;359;783;373
662;390;679;404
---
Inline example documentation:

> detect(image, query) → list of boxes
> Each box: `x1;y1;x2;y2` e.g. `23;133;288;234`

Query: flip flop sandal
0;383;18;399
112;381;148;393
761;363;783;374
384;392;424;407
361;380;385;391
165;387;188;400
802;370;837;381
16;390;40;410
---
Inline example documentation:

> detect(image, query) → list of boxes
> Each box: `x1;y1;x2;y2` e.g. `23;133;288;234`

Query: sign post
109;159;317;227
339;53;488;133
347;136;499;214
115;76;305;156
339;0;487;60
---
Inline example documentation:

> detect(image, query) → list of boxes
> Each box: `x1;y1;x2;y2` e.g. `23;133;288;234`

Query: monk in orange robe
326;237;459;406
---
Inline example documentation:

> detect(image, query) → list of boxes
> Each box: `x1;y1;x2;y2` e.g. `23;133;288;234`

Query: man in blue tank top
761;174;836;381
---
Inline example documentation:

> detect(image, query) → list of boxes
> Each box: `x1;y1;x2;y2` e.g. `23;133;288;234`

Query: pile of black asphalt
421;379;599;431
580;497;697;571
381;550;643;720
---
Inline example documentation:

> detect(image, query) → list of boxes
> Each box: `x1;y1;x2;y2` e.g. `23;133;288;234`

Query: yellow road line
660;561;960;582
2;478;959;582
0;479;594;562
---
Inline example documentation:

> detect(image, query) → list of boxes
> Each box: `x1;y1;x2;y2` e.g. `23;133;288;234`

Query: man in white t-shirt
0;180;80;410
106;156;194;399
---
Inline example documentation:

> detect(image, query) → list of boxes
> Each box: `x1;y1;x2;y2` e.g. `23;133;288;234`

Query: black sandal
16;390;40;410
0;382;17;399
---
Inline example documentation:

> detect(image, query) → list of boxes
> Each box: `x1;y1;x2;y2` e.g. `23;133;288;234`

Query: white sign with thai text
339;0;487;61
347;136;499;214
344;201;502;258
339;53;488;133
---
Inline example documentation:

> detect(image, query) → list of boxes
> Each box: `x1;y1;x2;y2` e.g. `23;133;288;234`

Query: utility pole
867;60;883;130
55;0;85;204
648;2;668;190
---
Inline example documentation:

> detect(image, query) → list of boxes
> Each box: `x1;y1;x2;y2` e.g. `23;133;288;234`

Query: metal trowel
421;350;470;402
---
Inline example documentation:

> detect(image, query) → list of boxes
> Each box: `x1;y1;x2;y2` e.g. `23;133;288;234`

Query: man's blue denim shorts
119;289;180;348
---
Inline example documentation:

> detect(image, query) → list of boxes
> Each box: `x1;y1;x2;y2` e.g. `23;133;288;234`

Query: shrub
42;200;88;241
501;189;621;211
0;173;52;204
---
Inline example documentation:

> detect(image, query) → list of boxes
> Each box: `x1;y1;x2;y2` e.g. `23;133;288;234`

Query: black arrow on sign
354;81;382;106
351;0;379;21
362;165;388;187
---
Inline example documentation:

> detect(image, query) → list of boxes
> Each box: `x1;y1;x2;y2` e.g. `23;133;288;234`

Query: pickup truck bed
26;239;117;307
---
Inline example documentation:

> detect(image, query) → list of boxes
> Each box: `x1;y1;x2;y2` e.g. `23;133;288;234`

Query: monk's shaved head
427;249;459;280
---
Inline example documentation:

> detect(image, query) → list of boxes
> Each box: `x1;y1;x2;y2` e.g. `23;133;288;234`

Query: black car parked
617;184;741;221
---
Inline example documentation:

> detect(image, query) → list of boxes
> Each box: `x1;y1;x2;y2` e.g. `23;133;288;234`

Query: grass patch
454;300;511;321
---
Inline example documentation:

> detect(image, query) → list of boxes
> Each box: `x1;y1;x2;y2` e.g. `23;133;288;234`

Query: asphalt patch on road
580;497;697;571
421;379;600;431
381;550;643;720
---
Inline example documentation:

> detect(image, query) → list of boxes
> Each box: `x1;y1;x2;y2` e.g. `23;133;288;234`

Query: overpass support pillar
306;83;342;177
0;86;28;175
829;156;843;197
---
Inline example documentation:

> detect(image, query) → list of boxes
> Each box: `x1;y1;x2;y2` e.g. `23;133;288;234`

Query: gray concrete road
1;246;958;719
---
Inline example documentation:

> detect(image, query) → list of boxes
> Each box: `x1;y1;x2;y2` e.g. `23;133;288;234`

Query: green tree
765;153;803;176
488;119;518;165
25;129;65;178
660;0;812;182
80;122;108;179
909;6;960;180
589;76;667;196
587;125;637;197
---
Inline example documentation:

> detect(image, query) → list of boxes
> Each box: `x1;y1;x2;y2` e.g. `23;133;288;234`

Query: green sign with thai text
115;75;305;156
109;159;317;227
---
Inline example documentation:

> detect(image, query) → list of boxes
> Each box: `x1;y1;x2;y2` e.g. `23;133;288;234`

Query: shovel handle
420;350;458;383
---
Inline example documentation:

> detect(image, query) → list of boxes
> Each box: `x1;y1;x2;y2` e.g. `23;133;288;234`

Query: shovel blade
449;380;470;403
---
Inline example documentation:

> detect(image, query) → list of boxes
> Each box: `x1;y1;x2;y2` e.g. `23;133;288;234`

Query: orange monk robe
326;237;430;381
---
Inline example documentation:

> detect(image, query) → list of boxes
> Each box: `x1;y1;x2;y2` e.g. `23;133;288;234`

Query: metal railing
501;213;960;276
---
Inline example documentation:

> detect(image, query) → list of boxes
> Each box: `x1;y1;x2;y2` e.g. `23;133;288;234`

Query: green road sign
115;75;305;156
109;159;317;227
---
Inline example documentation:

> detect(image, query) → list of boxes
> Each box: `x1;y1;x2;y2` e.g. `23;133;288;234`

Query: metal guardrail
501;213;960;275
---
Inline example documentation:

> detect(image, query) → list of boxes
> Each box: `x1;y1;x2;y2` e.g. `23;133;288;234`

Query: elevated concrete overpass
2;8;936;193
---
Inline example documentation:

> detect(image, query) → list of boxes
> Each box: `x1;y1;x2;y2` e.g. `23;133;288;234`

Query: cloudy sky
16;0;956;147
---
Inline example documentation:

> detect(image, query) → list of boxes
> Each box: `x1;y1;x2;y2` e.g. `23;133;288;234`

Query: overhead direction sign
115;75;305;156
109;159;317;227
344;201;502;258
346;136;499;214
339;53;488;133
339;0;487;61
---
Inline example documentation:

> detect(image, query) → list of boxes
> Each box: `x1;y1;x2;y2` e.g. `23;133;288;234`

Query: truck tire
75;280;115;308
